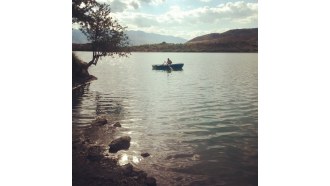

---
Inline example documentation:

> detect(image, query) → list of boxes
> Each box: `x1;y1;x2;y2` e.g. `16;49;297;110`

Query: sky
95;0;258;40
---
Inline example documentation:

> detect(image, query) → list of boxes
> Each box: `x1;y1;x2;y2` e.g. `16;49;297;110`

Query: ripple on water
73;52;258;186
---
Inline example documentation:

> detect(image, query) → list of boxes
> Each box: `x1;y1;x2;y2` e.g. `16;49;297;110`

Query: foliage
80;3;130;67
72;0;98;25
72;1;131;67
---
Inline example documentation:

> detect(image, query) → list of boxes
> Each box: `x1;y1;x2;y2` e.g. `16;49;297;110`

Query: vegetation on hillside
187;28;257;44
73;28;258;53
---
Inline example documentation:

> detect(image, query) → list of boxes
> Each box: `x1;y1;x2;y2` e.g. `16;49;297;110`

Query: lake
72;52;258;186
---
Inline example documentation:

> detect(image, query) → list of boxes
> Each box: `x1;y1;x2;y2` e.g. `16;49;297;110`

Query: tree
80;3;130;68
72;0;98;25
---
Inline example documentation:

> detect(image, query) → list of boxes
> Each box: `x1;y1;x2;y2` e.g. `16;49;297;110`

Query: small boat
152;63;184;71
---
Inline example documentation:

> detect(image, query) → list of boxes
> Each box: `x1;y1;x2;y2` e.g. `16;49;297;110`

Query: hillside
128;28;257;52
72;29;187;45
184;28;258;52
73;28;258;52
187;28;257;44
72;29;88;44
126;30;187;45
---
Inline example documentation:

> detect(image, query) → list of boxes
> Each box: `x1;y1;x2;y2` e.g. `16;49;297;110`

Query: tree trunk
86;52;100;68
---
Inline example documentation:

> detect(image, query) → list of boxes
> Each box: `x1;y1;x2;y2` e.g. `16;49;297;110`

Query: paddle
167;59;173;71
168;64;173;71
163;60;173;71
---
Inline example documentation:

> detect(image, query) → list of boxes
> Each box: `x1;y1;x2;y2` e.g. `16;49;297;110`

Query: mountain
72;29;88;44
73;28;258;52
126;30;187;45
128;28;258;52
187;28;257;44
184;28;257;52
72;29;187;45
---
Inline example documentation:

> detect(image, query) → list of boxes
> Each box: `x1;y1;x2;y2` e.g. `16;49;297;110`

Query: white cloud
109;1;257;39
106;0;127;12
140;0;165;5
102;0;165;13
118;0;258;39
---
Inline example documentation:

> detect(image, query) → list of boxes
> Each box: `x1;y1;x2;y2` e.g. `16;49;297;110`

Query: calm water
73;52;258;186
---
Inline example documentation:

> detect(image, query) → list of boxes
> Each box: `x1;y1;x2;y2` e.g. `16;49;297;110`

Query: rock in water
141;152;150;157
113;122;121;127
109;136;131;153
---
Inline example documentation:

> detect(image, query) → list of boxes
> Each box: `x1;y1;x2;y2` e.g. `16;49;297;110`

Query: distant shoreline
73;50;258;53
73;43;257;53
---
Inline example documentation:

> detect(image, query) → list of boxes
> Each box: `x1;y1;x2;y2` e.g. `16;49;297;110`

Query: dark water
73;52;258;186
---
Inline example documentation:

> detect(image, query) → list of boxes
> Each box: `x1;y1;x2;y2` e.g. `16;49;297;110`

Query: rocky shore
73;53;156;185
72;53;97;90
72;115;156;186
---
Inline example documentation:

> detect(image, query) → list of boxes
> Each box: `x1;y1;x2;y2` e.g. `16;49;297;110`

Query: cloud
115;12;159;28
109;0;128;12
105;0;165;13
174;1;258;24
140;0;165;5
130;0;141;9
113;1;257;39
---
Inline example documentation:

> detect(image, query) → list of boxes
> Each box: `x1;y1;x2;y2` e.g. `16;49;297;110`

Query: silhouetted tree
80;3;130;67
72;0;98;25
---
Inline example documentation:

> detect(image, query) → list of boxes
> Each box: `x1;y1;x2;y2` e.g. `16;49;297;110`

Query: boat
152;63;184;71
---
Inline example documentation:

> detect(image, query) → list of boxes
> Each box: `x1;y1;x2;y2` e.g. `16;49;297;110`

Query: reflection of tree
72;82;125;120
94;91;124;119
72;82;126;143
72;83;90;109
72;85;128;153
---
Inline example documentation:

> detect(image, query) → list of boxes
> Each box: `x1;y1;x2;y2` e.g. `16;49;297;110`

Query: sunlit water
73;52;258;186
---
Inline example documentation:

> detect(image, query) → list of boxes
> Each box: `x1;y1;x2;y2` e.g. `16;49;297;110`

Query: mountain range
72;29;187;45
73;28;258;52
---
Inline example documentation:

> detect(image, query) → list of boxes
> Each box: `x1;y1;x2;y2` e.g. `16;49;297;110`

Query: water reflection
118;153;142;166
72;83;129;154
153;69;184;75
73;52;258;186
72;83;90;109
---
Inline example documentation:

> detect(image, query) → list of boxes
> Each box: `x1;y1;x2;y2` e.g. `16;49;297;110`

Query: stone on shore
146;177;157;186
86;146;103;161
92;116;108;126
121;163;133;176
109;136;131;153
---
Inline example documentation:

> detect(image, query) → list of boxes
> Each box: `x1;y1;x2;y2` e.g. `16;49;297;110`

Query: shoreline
73;90;157;186
72;75;97;91
72;48;258;53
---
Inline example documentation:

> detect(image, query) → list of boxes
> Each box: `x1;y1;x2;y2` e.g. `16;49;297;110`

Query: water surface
73;52;258;186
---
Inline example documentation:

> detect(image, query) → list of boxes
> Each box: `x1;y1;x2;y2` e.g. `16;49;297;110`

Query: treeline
73;43;92;51
72;43;130;53
73;41;257;52
130;41;257;52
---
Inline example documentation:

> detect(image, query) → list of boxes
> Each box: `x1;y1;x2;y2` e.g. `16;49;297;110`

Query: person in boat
166;58;172;65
